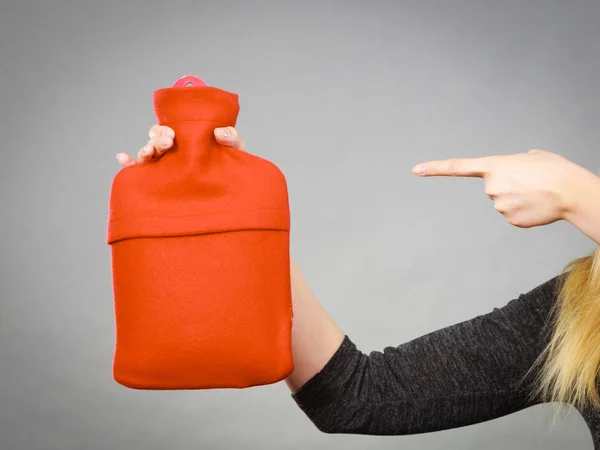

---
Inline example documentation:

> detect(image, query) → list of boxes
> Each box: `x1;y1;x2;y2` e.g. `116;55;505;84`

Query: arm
285;153;596;432
287;272;560;434
284;259;345;392
563;171;600;246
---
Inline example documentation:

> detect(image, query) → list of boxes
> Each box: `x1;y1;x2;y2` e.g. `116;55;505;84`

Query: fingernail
160;136;171;147
142;144;152;154
162;128;175;138
218;128;229;138
413;165;425;175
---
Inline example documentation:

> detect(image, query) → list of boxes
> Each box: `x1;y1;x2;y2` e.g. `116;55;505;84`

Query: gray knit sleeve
292;275;562;435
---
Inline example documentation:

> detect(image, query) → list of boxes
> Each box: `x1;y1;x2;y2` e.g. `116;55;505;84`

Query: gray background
1;0;599;449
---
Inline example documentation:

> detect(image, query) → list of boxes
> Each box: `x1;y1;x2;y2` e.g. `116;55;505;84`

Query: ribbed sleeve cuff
291;335;358;411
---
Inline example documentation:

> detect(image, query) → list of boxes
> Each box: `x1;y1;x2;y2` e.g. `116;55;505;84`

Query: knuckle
160;136;173;148
225;126;239;141
161;126;175;138
493;200;511;214
139;144;152;158
508;215;528;228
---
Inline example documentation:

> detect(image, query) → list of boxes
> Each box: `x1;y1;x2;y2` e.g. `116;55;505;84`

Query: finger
148;125;175;157
412;157;491;177
528;148;546;154
214;126;246;150
137;143;155;163
116;153;137;167
149;125;175;140
494;201;507;214
149;134;174;157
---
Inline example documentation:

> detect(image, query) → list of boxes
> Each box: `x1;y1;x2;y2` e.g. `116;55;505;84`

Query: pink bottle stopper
172;75;207;88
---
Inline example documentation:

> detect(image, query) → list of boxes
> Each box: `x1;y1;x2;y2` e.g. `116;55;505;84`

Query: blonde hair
525;246;600;419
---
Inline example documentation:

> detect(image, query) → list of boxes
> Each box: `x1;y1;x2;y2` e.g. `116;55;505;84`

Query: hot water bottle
106;75;294;389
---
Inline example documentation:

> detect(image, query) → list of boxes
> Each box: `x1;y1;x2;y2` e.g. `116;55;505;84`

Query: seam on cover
107;207;289;244
110;227;289;244
108;208;288;224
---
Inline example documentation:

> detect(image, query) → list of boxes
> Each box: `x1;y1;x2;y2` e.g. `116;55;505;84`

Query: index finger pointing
412;157;491;178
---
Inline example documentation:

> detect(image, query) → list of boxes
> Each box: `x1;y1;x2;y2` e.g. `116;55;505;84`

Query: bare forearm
284;258;345;393
564;171;600;246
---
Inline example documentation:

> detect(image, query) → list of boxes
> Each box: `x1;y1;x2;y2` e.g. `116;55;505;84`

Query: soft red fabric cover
106;85;294;389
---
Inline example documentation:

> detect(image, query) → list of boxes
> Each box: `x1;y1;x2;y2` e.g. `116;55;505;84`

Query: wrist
562;169;600;224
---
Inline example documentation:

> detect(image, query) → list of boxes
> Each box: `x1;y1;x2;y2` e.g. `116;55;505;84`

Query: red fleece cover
106;85;294;389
